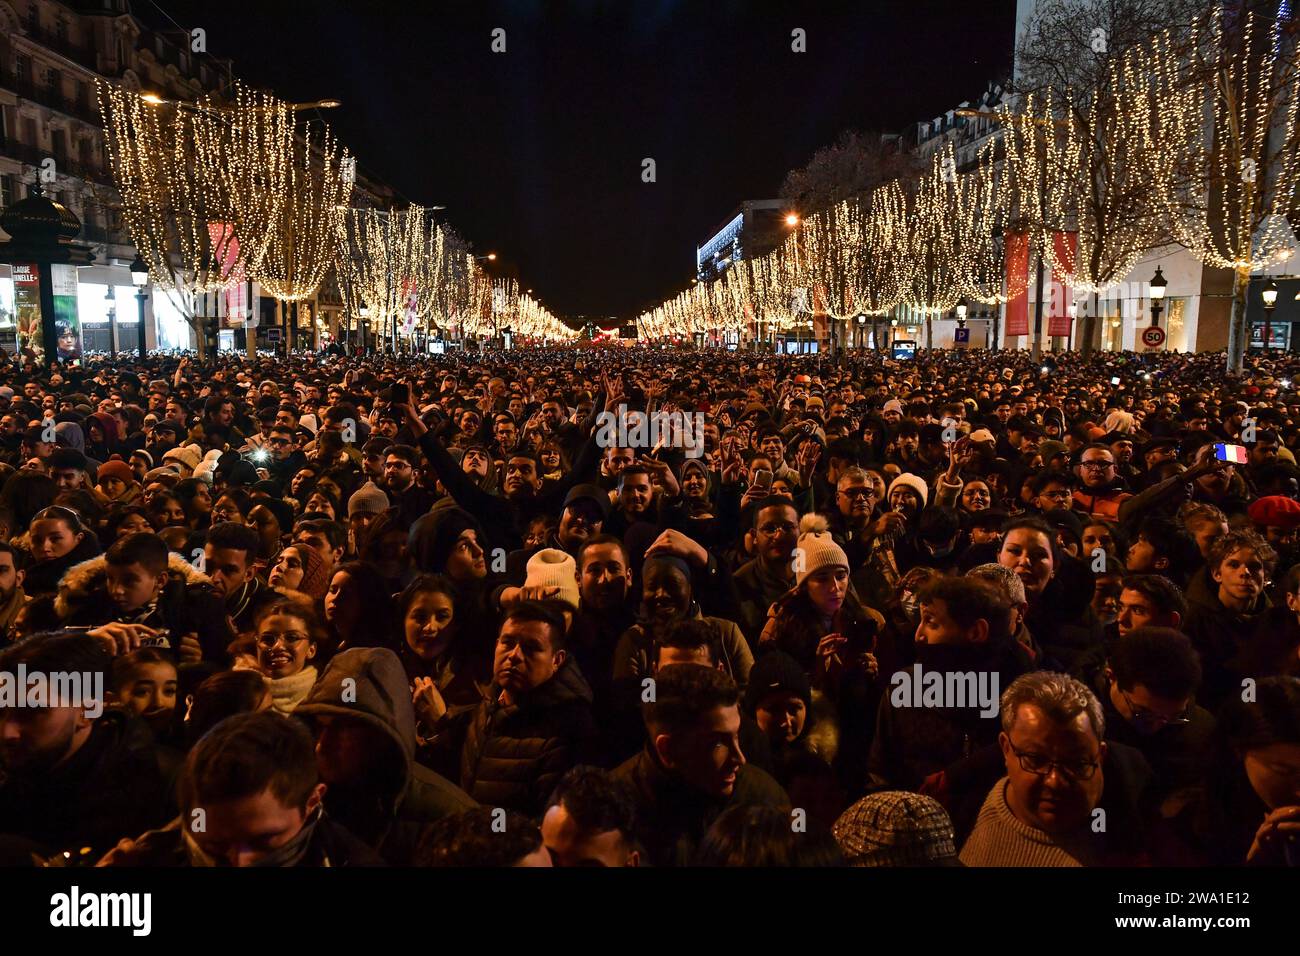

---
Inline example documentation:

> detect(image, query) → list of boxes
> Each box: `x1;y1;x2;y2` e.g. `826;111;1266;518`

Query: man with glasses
733;497;800;644
264;424;307;487
960;672;1149;866
1071;443;1132;521
1100;627;1215;805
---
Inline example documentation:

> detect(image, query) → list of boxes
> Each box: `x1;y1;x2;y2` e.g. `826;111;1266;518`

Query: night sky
143;0;1016;324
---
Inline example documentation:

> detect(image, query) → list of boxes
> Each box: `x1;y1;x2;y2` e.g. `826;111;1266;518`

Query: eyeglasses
1120;689;1192;729
1010;745;1100;781
838;488;875;500
267;437;291;447
257;631;310;648
758;522;797;536
1080;460;1114;470
1040;490;1072;501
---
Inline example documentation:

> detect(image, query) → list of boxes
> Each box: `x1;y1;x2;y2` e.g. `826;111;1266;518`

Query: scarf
184;806;325;867
268;665;318;715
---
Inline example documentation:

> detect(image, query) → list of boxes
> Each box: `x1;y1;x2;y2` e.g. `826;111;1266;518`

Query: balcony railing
1;140;113;187
24;24;100;72
0;74;102;126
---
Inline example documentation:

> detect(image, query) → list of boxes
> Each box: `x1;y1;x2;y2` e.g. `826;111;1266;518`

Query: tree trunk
1226;266;1250;375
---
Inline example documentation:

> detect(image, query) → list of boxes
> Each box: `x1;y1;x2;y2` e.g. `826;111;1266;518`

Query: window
56;19;68;42
1;175;16;209
51;128;67;160
15;53;32;83
22;116;37;147
26;4;38;30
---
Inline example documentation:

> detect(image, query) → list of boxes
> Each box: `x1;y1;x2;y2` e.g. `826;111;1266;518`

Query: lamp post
889;315;899;348
1148;266;1167;327
129;254;150;358
856;313;867;351
104;285;117;358
1261;278;1278;350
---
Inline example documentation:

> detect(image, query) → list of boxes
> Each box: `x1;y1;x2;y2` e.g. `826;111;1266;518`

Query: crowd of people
0;343;1297;868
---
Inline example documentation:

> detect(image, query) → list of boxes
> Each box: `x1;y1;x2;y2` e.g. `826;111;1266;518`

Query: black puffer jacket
458;660;595;816
20;534;102;598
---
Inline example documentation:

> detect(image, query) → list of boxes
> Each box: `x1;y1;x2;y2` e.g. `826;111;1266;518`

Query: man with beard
868;576;1028;794
603;463;656;540
382;444;436;528
1071;445;1132;522
0;632;169;861
0;542;27;639
733;497;800;645
1246;495;1300;578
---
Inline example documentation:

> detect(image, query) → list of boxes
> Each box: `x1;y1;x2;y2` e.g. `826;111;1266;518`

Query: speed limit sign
1141;326;1166;349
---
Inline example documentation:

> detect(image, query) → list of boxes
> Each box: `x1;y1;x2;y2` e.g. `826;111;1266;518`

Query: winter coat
1183;565;1272;711
612;748;790;867
98;813;384;867
0;711;170;860
55;553;234;664
732;557;795;646
295;647;477;863
458;660;596;816
20;533;102;597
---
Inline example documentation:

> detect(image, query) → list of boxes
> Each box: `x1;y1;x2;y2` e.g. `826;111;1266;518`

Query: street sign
266;327;282;342
954;327;970;343
1141;326;1166;349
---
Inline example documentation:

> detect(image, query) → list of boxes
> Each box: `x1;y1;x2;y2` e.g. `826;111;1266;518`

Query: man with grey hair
959;671;1149;866
966;563;1038;665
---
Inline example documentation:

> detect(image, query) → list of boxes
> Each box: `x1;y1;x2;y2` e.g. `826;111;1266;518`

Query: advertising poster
51;264;81;362
13;263;43;362
1004;230;1029;337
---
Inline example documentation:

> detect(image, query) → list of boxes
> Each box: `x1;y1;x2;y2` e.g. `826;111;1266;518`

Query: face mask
183;805;321;868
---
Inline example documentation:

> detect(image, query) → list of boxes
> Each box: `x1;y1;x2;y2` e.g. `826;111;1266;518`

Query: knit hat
193;449;224;485
1248;495;1300;530
348;481;390;517
794;513;850;587
562;483;611;520
96;459;135;487
162;444;202;474
283;544;330;600
888;473;929;508
524;548;580;611
882;399;905;416
832;792;960;867
968;428;996;444
1038;440;1069;465
743;649;812;716
131;449;154;470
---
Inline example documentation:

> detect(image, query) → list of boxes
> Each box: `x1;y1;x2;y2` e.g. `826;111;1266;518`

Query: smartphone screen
1110;376;1121;385
1214;443;1248;464
753;469;773;491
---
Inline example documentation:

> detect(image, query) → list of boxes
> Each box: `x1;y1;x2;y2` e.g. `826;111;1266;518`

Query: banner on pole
1004;230;1029;337
13;264;43;362
51;264;81;361
1047;232;1077;338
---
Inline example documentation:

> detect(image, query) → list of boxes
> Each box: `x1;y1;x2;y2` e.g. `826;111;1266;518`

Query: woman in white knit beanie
760;514;882;686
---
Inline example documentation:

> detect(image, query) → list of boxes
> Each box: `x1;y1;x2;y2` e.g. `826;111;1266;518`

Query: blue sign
954;327;970;343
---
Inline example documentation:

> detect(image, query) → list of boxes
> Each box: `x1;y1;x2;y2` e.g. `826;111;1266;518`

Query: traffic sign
1141;326;1166;348
954;327;970;343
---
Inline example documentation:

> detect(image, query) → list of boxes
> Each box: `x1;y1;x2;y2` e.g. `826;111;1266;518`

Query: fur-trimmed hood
55;552;213;620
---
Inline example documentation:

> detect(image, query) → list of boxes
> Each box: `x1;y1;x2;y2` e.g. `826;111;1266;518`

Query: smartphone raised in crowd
752;468;773;492
1213;443;1248;464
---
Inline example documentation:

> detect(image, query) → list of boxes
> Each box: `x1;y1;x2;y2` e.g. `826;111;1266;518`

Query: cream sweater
959;778;1093;867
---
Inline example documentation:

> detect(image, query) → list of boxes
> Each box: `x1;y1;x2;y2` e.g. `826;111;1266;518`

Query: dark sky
143;0;1016;324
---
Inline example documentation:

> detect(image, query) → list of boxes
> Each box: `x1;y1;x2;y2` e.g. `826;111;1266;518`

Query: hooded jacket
296;647;476;864
458;659;596;816
55;553;234;664
1183;565;1272;710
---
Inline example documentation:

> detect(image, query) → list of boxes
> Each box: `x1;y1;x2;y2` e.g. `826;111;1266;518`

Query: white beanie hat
192;449;223;485
888;473;929;508
525;548;580;611
795;513;850;586
882;399;905;415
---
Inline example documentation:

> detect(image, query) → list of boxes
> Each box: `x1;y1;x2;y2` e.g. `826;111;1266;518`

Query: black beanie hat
744;649;812;716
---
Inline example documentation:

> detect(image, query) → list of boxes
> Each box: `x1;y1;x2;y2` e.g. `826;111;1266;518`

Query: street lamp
1262;278;1279;350
956;300;968;328
130;253;150;358
104;285;117;358
785;213;799;227
1148;266;1167;327
889;315;899;348
856;313;867;351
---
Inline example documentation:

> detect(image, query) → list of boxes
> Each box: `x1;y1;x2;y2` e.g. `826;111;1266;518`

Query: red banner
1047;231;1077;338
1004;229;1029;337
